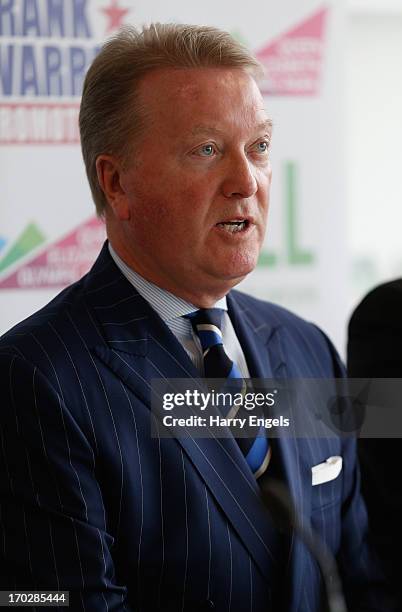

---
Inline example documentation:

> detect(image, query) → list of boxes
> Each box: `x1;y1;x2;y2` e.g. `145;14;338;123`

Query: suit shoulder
0;275;89;369
231;289;333;350
349;278;402;329
231;290;343;376
356;279;402;308
232;289;319;332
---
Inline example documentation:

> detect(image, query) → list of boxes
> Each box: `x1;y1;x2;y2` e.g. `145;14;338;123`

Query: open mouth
215;219;250;234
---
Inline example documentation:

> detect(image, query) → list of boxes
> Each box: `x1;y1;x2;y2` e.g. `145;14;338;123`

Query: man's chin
225;251;260;279
211;260;258;285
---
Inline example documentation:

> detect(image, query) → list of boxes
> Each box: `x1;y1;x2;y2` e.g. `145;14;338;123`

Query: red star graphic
101;0;130;33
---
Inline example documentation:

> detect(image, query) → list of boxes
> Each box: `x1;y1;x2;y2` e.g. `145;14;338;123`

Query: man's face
114;67;272;303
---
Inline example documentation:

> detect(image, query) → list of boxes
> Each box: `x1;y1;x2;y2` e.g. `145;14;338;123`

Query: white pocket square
311;456;343;486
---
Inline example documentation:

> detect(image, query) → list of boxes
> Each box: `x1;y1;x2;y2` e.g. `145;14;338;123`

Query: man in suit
348;279;402;608
0;23;391;611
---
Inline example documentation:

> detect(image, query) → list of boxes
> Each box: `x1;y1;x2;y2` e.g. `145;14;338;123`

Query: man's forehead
136;66;271;138
138;66;261;102
190;119;273;136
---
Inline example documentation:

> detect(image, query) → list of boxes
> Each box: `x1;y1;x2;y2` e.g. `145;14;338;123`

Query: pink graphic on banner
101;0;131;33
0;217;106;290
256;7;328;96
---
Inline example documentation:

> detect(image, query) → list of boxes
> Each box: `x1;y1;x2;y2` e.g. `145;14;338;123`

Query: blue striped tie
187;308;271;479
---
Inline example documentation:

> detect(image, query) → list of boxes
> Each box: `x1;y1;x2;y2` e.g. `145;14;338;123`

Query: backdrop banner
0;0;347;353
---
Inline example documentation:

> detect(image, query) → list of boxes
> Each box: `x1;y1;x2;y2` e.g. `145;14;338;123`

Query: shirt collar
108;243;227;323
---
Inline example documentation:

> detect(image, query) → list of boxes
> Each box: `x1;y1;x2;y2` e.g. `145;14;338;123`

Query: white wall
346;10;402;318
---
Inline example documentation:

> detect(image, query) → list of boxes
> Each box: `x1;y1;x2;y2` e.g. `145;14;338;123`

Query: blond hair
79;23;264;216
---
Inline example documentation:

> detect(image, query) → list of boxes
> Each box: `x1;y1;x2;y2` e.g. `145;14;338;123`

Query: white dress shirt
108;244;251;377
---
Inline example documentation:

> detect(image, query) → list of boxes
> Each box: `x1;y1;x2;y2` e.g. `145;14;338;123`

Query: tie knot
187;308;224;329
186;308;224;351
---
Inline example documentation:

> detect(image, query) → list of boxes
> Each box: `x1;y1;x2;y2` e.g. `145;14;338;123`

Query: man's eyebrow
257;119;273;133
190;119;273;136
190;125;225;136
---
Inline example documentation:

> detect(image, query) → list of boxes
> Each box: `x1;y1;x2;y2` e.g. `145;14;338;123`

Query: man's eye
196;144;215;157
254;141;270;154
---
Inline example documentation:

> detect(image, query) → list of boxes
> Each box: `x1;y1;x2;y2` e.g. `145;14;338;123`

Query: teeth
217;220;247;233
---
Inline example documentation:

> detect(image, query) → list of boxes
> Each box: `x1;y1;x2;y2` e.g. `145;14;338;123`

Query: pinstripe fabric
0;242;385;611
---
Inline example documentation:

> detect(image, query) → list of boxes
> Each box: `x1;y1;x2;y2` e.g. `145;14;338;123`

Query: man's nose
221;153;258;199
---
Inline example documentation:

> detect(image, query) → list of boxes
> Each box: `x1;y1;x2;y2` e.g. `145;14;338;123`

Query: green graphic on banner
258;161;315;267
258;250;277;266
0;223;46;273
286;161;314;265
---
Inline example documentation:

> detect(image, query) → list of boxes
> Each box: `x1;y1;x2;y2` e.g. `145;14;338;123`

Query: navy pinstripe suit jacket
0;243;384;611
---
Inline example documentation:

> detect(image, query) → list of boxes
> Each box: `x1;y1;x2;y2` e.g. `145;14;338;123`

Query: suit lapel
228;292;312;609
83;244;281;584
227;291;283;379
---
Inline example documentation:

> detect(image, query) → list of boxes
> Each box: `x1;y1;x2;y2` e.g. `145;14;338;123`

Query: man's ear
96;155;130;220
